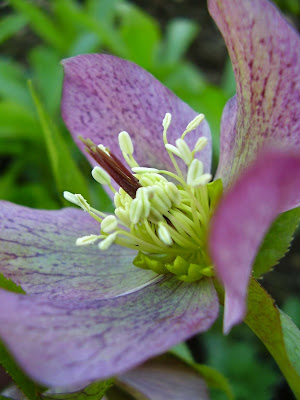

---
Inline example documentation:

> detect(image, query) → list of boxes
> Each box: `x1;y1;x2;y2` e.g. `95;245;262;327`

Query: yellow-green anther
192;173;212;187
165;182;181;205
151;194;169;215
92;166;111;185
157;222;173;245
130;198;143;224
184;114;205;133
175;139;193;165
115;207;130;225
187;159;204;186
149;208;164;223
76;234;99;246
99;232;117;250
162;112;172;130
194;136;208;152
132;167;159;174
101;215;118;233
118;131;134;155
165;143;181;157
141;174;160;187
63;191;78;206
154;185;172;209
74;194;90;212
114;192;122;208
136;187;151;218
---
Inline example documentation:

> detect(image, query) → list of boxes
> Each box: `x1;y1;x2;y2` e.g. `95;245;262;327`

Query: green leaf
253;207;300;277
118;3;160;69
9;0;66;52
221;57;236;98
279;310;300;376
50;0;127;58
245;278;300;399
0;395;14;400
0;14;27;44
171;344;234;399
42;379;114;400
170;342;194;363
161;19;198;65
29;46;63;115
193;364;234;400
0;274;25;294
0;340;45;400
28;81;90;204
0;101;39;140
86;0;120;23
0;60;33;110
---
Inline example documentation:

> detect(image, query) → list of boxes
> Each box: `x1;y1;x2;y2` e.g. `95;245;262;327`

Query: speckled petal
209;151;300;333
0;201;157;299
119;356;209;400
0;202;218;387
61;54;212;175
209;0;300;187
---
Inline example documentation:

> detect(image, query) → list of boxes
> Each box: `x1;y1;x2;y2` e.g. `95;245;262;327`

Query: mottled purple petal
119;356;209;400
209;0;300;187
61;54;212;175
0;201;157;299
209;151;300;333
0;202;218;387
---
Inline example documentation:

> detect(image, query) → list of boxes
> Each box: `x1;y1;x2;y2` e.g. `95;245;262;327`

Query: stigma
63;113;223;282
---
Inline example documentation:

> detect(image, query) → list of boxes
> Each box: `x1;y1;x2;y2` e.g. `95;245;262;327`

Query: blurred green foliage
0;0;234;210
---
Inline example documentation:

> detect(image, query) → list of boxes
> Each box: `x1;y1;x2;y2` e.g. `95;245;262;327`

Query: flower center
64;113;223;282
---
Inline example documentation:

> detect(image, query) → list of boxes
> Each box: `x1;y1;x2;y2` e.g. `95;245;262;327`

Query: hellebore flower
0;0;300;390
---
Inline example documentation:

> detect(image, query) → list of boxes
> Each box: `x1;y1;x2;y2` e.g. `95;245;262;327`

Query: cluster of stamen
64;113;223;282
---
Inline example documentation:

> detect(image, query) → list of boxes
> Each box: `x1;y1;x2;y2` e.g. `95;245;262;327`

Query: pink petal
119;356;209;399
0;202;218;387
209;0;300;187
209;150;300;333
61;54;212;175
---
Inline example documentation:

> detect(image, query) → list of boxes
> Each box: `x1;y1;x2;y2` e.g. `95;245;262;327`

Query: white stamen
99;232;117;250
165;143;181;157
130;198;143;224
165;182;181;205
101;215;118;233
158;222;173;246
175;139;193;165
132;167;159;174
63;191;78;205
194;137;208;152
187;159;204;186
115;207;130;225
92;166;111;185
136;187;151;218
154;185;172;208
74;194;91;212
185;114;205;133
76;235;99;246
191;173;212;187
114;192;122;208
162;113;172;130
118;131;134;155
